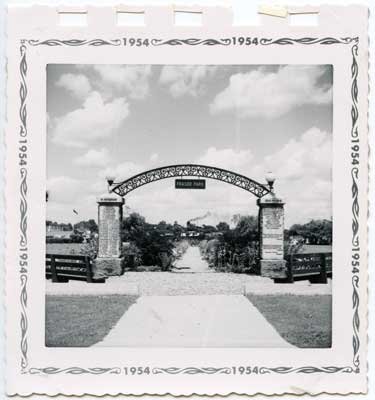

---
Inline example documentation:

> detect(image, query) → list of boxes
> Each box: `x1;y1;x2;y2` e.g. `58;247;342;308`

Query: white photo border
17;35;361;376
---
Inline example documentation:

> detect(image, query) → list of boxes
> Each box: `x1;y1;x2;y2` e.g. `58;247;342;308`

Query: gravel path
173;246;212;273
46;272;266;296
123;271;262;295
46;271;331;296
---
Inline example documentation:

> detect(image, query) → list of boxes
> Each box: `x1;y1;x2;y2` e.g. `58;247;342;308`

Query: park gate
94;164;286;280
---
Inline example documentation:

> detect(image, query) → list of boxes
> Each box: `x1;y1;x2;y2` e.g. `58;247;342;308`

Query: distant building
187;231;200;238
161;232;174;237
46;229;74;239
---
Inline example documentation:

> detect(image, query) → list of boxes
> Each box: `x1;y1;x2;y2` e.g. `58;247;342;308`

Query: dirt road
173;245;211;273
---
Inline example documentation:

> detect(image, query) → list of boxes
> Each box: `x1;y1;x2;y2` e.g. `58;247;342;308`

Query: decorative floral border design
151;38;231;46
18;36;361;376
254;36;361;374
259;37;355;45
19;42;29;372
28;38;122;47
29;367;122;375
152;367;232;375
151;366;355;375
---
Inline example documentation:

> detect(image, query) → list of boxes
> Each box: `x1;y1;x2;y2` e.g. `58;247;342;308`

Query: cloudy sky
47;64;332;228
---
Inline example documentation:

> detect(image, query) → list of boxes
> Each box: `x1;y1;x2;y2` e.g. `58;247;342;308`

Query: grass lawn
46;243;85;255
46;295;138;347
246;294;332;348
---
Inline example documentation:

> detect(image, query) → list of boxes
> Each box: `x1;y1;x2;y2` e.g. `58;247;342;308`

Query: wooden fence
46;254;105;283
278;252;332;283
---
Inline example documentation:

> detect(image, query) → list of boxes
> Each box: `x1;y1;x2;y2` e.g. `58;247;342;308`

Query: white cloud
47;128;332;227
197;147;252;173
92;65;152;99
260;127;332;181
116;146;256;224
89;180;108;195
47;176;82;204
210;65;332;119
251;127;332;226
47;193;98;223
159;65;217;97
100;161;145;182
150;153;159;163
55;73;92;99
51;91;129;148
126;179;257;226
74;148;110;167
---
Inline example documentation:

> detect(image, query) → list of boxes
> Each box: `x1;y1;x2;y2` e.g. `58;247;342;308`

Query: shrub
70;233;84;243
121;212;174;269
80;237;98;259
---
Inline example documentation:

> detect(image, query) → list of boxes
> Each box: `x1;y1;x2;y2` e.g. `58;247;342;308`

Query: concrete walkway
95;295;294;348
173;246;212;273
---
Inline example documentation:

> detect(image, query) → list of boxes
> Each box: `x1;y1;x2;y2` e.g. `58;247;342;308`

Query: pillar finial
105;175;116;192
265;171;276;191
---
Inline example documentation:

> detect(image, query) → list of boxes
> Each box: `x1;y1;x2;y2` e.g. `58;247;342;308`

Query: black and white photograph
45;63;333;348
5;3;371;396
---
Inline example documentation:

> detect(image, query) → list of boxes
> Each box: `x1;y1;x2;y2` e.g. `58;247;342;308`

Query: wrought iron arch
110;164;271;198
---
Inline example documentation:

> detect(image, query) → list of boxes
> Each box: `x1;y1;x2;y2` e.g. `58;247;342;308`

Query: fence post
318;253;328;284
287;254;294;283
86;256;93;283
274;254;294;283
50;255;59;283
129;254;135;270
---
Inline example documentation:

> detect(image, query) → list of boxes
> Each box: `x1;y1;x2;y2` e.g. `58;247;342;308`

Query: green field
247;294;332;348
46;243;85;255
45;295;138;347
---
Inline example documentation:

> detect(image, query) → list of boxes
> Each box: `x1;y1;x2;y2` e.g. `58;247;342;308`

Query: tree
70;232;84;243
213;215;259;273
156;220;173;236
74;219;98;233
121;212;146;242
121;212;174;268
216;222;230;232
172;221;184;239
231;215;258;247
46;220;74;231
288;219;332;245
86;219;98;232
201;224;216;234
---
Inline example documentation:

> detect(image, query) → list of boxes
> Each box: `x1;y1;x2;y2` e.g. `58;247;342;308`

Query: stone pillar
94;194;124;279
257;192;287;279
